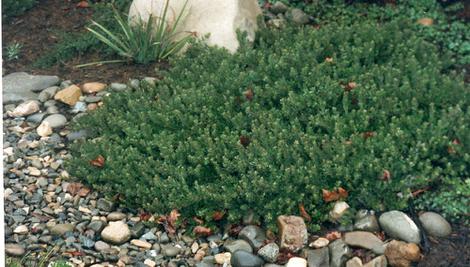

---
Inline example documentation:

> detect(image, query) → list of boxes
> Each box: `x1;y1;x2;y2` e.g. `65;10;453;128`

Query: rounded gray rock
224;239;253;253
5;243;25;256
419;212;452;237
379;211;421;243
43;114;67;128
231;250;264;267
257;242;279;263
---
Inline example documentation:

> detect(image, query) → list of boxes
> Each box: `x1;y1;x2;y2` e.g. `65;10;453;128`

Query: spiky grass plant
81;0;191;66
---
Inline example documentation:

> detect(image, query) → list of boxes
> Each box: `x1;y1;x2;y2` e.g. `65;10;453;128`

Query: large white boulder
128;0;262;53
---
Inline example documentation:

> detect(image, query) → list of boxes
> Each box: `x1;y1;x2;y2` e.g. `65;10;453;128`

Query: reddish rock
384;240;421;267
54;85;82;106
277;215;308;252
82;82;107;93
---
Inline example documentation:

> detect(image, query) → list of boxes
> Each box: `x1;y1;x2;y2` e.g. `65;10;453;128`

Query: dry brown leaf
77;186;91;197
212;211;225;221
337;187;348;199
244;88;254;101
193;216;204;225
90;155;105;168
240;136;251;147
417;18;433;26
322;189;340;203
76;1;89;8
299;203;312;222
325;231;342;241
381;170;391;182
193;226;212;236
66;182;83;196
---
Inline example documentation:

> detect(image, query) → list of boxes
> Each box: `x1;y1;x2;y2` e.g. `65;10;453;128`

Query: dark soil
2;0;159;83
418;224;470;267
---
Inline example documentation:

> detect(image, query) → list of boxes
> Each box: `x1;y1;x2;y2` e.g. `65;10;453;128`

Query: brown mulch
2;0;158;84
418;224;470;267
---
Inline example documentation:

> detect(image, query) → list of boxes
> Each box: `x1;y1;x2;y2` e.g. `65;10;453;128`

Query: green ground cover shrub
2;0;36;21
68;20;469;228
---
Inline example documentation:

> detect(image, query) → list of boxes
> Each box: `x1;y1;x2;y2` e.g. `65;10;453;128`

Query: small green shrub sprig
68;21;469;227
80;0;191;66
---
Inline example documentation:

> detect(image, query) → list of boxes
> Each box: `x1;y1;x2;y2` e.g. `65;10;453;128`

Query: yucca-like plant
82;0;191;66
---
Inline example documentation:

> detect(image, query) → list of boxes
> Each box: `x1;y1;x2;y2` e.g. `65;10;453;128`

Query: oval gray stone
43;114;67;128
231;250;264;267
419;212;452;237
379;211;421;243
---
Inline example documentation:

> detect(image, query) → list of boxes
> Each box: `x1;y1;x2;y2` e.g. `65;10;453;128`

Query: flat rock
224;239;253;253
107;212;127;221
43;114;67;128
54;84;82;106
50;224;75;236
354;210;380;232
13;225;28;234
82;82;107;93
131;239;152;249
330;201;350;221
309;237;329;249
343;231;385;254
303;248;329;267
238;225;266;250
277;215;308;252
214;252;232;264
5;243;26;256
101;221;131;244
379;211;421;243
364;255;387;267
129;0;262;53
3;72;59;103
346;257;362;267
8;100;40;117
419;212;452;237
286;257;307;267
230;250;264;267
258;243;279;263
329;239;352;267
37;121;53;137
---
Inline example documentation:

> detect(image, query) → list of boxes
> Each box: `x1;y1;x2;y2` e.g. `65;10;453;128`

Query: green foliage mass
2;0;36;21
68;20;469;227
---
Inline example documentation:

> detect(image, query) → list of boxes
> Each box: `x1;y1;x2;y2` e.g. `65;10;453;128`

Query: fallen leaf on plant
325;231;342;241
193;216;204;225
76;1;89;8
66;182;83;196
140;212;151;221
417;18;433;26
325;57;334;63
193;226;212;236
363;131;376;139
212;211;225;221
299;203;312;222
381;170;391;182
77;186;91;197
240;136;251;147
344;82;357;91
322;189;339;203
322;187;348;202
158;209;180;234
412;187;430;197
90;155;105;168
244;88;254;101
337;187;348;199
